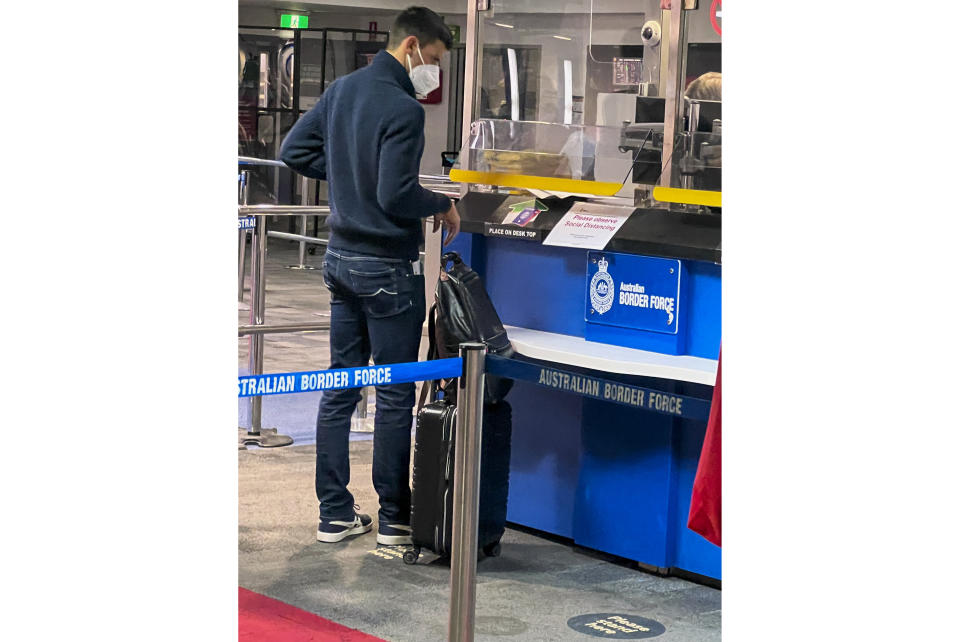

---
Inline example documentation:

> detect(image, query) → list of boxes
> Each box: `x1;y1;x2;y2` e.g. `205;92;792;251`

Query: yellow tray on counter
651;187;721;208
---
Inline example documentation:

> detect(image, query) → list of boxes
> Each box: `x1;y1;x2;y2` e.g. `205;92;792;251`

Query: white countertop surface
505;326;718;386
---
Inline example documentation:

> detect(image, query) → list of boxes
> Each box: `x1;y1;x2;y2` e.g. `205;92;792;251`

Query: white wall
479;13;615;124
683;2;721;44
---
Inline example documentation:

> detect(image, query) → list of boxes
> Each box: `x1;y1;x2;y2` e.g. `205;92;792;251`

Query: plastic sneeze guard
449;119;655;197
654;130;722;206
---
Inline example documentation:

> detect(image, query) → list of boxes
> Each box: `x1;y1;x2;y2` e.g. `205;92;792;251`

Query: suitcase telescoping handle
417;303;443;413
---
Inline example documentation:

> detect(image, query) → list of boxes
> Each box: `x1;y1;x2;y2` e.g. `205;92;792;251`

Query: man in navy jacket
281;6;459;546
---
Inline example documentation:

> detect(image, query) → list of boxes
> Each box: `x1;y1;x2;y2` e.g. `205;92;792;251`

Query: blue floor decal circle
567;613;666;638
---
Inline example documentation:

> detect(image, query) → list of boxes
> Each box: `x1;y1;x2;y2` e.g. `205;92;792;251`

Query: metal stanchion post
448;343;486;642
240;206;293;449
238;229;248;302
238;171;250;302
242;212;264;441
356;388;368;419
288;175;319;271
351;386;373;433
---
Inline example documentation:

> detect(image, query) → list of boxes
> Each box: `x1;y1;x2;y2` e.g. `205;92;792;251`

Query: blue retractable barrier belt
485;355;712;422
238;357;462;398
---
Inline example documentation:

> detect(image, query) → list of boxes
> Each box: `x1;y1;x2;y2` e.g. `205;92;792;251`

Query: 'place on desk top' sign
483;222;543;241
585;251;682;335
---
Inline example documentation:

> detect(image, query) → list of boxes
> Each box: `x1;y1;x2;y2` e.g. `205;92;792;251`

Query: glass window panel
453;119;659;196
238;110;298;204
682;1;721;91
239;28;296;110
477;0;664;127
298;31;326;112
323;31;389;94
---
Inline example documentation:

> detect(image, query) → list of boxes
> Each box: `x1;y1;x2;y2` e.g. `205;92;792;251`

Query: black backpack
421;252;514;406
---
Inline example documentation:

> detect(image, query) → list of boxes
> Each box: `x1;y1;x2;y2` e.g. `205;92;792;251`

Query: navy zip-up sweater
280;50;451;261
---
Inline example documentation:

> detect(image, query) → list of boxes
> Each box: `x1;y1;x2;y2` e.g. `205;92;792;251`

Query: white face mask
406;45;440;98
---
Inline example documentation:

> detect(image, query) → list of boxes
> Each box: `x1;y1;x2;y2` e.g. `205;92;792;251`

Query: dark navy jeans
316;248;426;524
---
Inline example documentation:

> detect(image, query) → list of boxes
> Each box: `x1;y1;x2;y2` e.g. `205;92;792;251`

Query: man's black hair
388;6;453;50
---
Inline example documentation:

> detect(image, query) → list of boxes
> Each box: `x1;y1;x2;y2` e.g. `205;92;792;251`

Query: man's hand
432;202;460;247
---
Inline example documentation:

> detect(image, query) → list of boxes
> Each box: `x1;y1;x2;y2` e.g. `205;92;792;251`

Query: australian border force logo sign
586;252;682;335
590;256;615;315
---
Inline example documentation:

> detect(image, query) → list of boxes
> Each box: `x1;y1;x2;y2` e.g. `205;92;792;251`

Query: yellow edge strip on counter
652;186;722;207
448;169;622;197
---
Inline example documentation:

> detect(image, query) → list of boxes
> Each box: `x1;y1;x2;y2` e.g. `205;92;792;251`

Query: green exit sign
280;14;308;29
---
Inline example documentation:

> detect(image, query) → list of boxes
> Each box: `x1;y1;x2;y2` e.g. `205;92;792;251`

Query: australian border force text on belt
238;358;463;398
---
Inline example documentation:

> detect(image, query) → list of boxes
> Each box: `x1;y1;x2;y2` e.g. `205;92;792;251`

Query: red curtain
687;351;721;547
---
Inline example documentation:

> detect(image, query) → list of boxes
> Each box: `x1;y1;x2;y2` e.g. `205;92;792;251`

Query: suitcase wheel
483;541;501;558
403;547;420;565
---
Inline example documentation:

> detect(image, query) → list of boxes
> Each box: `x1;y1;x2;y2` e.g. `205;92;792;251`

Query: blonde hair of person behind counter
685;72;721;101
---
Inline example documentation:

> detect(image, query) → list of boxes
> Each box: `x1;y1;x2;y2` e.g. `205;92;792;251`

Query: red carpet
239;587;386;641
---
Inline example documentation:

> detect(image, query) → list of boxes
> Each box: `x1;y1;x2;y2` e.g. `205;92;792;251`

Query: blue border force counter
433;0;723;581
443;193;720;581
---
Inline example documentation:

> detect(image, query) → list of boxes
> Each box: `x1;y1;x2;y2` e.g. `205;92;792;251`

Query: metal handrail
239;322;331;336
238;156;286;167
267;231;327;246
237;157;461;188
421;173;460;199
419;173;458;184
267;230;424;258
239;205;331;216
238;158;455;449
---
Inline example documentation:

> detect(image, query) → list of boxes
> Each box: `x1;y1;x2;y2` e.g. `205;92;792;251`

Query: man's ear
401;35;418;55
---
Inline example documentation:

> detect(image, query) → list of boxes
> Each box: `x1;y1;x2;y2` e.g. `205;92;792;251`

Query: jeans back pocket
348;265;411;318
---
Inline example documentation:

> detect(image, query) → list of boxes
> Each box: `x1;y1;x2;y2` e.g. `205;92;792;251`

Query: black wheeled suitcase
404;399;512;565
